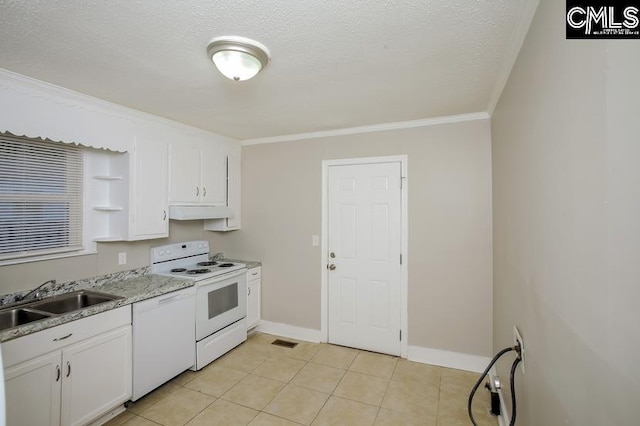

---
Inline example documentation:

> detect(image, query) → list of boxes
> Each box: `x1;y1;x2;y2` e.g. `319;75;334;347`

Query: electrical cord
468;345;521;426
509;356;522;426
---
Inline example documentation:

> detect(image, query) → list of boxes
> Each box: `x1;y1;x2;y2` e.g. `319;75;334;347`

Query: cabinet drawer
2;306;131;368
247;267;261;281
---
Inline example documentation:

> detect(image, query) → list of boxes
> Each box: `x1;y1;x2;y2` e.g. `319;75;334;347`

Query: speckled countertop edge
0;271;193;343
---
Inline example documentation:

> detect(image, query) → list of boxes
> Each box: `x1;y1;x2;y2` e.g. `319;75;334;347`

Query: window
0;133;84;261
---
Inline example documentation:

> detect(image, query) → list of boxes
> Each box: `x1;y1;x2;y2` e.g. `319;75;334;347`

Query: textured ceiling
0;0;527;140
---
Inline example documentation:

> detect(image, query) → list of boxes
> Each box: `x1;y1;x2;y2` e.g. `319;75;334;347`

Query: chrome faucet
18;279;57;301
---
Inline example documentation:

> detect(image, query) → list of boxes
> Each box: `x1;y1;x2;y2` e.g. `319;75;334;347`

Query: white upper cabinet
129;127;169;239
204;145;241;231
201;144;227;206
170;141;227;206
88;125;169;241
226;152;241;229
169;143;201;204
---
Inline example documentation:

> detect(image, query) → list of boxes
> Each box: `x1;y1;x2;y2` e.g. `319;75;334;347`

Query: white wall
214;119;494;359
492;0;640;424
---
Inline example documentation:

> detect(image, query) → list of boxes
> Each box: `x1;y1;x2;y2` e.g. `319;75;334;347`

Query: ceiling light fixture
206;36;270;82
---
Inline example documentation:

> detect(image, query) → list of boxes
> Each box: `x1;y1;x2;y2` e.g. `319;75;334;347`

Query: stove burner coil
170;268;187;273
197;261;218;266
218;263;234;267
186;268;212;274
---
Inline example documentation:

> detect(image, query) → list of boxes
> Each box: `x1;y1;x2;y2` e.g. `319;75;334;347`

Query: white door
327;162;402;355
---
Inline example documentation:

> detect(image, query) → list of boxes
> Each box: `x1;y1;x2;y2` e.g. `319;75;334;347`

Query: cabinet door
60;326;132;426
200;145;227;206
247;278;261;330
170;143;201;203
5;351;62;426
130;138;169;239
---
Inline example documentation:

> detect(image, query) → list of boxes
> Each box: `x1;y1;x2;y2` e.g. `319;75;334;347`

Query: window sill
0;249;98;267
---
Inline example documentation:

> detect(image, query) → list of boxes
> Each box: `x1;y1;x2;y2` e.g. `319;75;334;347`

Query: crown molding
486;0;540;114
241;112;490;146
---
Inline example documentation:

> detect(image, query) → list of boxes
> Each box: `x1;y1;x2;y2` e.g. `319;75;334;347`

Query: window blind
0;133;84;260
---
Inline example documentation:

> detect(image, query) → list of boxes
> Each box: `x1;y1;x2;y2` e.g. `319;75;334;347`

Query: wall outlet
312;235;320;246
513;325;525;374
118;252;127;265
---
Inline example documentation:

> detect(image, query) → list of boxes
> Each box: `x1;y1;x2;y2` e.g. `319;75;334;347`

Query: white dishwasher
132;286;195;401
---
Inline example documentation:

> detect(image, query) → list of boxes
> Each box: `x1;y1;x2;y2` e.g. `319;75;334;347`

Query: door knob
329;252;336;258
328;264;336;270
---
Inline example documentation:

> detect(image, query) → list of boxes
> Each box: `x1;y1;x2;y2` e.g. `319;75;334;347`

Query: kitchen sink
0;290;124;332
0;308;53;330
28;290;122;315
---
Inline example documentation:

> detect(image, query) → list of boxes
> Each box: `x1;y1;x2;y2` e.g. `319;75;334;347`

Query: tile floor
106;333;498;426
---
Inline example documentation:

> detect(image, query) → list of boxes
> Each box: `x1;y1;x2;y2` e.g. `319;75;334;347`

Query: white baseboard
255;320;323;343
407;345;492;373
256;321;492;375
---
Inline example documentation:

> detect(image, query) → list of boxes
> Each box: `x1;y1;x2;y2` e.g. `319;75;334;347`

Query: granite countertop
0;260;261;343
0;273;193;343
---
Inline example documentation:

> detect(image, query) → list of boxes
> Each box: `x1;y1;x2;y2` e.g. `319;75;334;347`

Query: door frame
321;155;408;358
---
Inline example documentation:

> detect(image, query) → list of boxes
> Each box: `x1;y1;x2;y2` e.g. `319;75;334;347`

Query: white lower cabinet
246;267;261;330
61;326;131;426
3;307;132;426
5;351;61;425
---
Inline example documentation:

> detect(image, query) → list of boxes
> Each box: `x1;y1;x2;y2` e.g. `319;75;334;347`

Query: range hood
168;205;234;220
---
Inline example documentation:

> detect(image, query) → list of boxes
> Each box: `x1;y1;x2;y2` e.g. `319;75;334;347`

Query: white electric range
150;241;248;370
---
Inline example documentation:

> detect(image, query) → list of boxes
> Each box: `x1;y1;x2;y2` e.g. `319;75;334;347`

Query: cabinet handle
53;333;73;341
66;361;71;378
163;210;167;221
248;287;251;296
56;365;61;382
203;187;207;197
251;272;258;276
196;187;200;196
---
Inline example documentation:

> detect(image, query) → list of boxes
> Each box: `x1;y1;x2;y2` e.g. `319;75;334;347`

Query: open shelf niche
85;148;130;241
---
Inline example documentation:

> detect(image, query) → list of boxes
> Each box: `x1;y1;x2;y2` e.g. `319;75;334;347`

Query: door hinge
399;330;402;341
